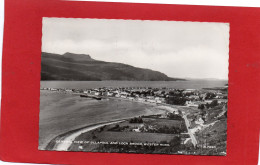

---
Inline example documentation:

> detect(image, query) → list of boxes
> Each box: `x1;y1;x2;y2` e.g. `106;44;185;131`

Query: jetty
80;94;102;100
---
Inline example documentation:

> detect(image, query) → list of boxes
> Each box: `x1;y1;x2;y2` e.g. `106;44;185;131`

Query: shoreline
43;119;128;151
41;91;183;151
53;120;125;151
107;96;179;113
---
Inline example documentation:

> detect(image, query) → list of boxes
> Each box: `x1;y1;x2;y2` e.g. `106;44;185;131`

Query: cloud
42;18;229;79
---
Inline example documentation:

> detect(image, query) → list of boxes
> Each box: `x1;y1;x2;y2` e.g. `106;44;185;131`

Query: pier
80;94;102;100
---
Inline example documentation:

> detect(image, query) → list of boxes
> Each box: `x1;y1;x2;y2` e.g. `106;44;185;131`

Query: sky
42;18;229;80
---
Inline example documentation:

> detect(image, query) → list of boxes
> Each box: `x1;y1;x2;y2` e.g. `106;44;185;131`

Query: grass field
143;118;183;127
68;116;186;152
69;130;179;151
95;131;178;143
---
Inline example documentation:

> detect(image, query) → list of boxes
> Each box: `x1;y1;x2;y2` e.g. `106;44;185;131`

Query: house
88;90;100;96
120;91;129;98
204;100;213;104
121;95;127;98
106;91;115;97
216;99;228;103
132;128;141;132
146;96;155;99
154;97;165;103
188;95;200;100
94;91;101;96
183;89;195;94
132;125;144;132
185;101;199;107
137;98;145;102
147;99;156;103
83;90;91;94
128;97;135;101
195;117;204;125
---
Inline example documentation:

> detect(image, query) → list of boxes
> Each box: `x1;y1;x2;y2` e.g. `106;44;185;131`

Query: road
183;114;198;147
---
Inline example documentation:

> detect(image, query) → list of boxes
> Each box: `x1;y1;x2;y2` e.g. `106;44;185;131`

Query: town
41;85;228;155
41;85;228;107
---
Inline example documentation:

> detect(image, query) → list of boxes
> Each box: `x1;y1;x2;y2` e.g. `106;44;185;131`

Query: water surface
41;80;227;89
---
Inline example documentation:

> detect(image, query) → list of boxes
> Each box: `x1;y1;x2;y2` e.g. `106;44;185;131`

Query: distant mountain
62;52;94;61
41;52;185;81
184;78;228;81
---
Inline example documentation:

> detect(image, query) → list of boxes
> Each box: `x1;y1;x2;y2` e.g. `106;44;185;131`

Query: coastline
40;91;182;151
46;120;126;151
39;84;227;155
107;96;179;114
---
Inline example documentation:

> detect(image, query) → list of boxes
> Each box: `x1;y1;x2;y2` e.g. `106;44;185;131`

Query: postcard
39;18;229;155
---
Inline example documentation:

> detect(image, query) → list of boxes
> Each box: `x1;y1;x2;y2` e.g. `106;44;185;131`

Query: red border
1;0;260;164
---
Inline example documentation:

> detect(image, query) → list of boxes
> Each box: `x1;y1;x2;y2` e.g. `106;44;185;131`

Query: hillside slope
41;52;184;81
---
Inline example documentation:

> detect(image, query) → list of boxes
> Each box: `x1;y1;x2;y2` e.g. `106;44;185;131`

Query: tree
205;92;216;100
166;96;187;105
210;100;218;107
169;136;182;152
198;104;205;110
205;103;210;109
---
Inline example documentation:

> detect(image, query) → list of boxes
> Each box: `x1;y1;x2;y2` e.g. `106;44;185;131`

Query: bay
40;80;228;90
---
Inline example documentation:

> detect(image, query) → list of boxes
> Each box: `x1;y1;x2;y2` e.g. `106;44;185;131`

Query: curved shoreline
107;96;179;114
44;119;126;151
43;96;181;151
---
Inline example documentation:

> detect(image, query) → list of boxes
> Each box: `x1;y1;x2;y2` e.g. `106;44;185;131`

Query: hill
41;52;185;81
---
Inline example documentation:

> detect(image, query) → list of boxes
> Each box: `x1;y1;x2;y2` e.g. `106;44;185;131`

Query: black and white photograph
39;18;229;156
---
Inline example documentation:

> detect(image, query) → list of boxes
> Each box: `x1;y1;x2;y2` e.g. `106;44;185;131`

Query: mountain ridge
63;52;94;61
41;52;185;81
